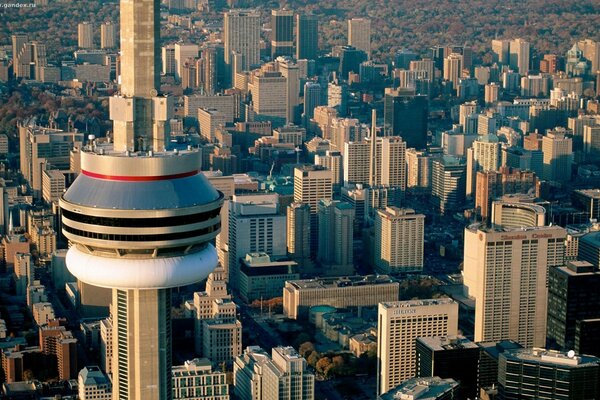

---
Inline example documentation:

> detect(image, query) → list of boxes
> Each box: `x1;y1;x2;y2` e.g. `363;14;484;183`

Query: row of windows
61;207;220;228
63;223;219;242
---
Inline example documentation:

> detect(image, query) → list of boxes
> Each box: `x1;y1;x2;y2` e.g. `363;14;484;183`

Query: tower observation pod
60;149;223;400
59;0;223;399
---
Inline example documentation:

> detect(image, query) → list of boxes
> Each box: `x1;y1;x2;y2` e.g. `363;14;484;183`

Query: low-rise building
172;358;229;400
283;275;399;319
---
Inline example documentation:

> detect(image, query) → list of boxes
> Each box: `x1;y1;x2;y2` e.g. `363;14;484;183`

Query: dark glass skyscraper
271;9;294;58
547;260;600;351
416;336;479;399
296;14;318;60
498;348;600;400
384;89;428;150
338;45;367;79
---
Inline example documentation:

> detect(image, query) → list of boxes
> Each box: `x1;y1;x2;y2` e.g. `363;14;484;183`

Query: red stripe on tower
81;169;199;181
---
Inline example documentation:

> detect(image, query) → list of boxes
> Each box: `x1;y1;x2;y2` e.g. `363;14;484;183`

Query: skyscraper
463;224;566;348
224;9;260;82
383;89;428;150
474;167;537;220
296;14;318;61
59;1;224;399
100;22;116;49
271;9;294;58
547;260;600;351
78;22;94;49
303;81;322;125
542;129;573;183
234;346;315;400
510;38;530;74
415;336;479;399
374;207;425;274
338;45;368;79
174;43;199;82
286;202;312;271
577;39;600;74
248;69;288;124
466;134;501;197
431;156;466;214
277;57;300;124
498;348;600;400
226;194;287;290
347;18;371;58
201;45;225;95
492;39;510;65
377;299;459;395
343;136;406;189
294;165;333;254
162;45;176;76
443;53;462;87
317;200;354;276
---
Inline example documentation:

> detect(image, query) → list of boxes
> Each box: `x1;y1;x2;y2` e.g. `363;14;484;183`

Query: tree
316;357;332;375
299;341;315;358
332;355;345;367
23;369;34;381
307;351;320;368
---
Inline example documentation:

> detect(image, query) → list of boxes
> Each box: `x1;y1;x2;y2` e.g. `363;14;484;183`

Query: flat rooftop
417;335;478;351
287;275;395;290
504;348;600;367
380;298;455;310
380;377;458;400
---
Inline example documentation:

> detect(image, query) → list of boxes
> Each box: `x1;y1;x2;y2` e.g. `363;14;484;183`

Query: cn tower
59;0;223;398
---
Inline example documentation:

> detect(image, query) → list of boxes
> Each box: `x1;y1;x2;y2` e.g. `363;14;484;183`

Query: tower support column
112;288;172;400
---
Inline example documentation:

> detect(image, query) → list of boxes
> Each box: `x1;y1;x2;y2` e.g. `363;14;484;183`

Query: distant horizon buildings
271;9;294;59
78;22;94;49
296;14;318;60
348;18;371;58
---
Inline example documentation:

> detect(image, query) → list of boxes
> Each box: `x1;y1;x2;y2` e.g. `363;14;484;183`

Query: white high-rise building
172;359;229;400
315;150;343;190
377;299;459;395
406;149;437;191
510;38;530;74
226;194;287;289
78;366;112;400
277;57;300;124
99;317;112;375
374;207;425;274
492;39;510;65
294;165;333;251
224;10;261;77
234;346;315;400
466;134;501;197
248;70;288;122
100;22;116;49
348;18;371;58
174;43;199;81
78;22;94;49
343;137;406;188
542;129;573;183
443;53;462;86
463;224;566;348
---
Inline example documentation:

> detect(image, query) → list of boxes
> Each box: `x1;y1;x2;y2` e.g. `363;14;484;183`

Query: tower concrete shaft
62;3;223;400
113;289;171;400
110;0;171;153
